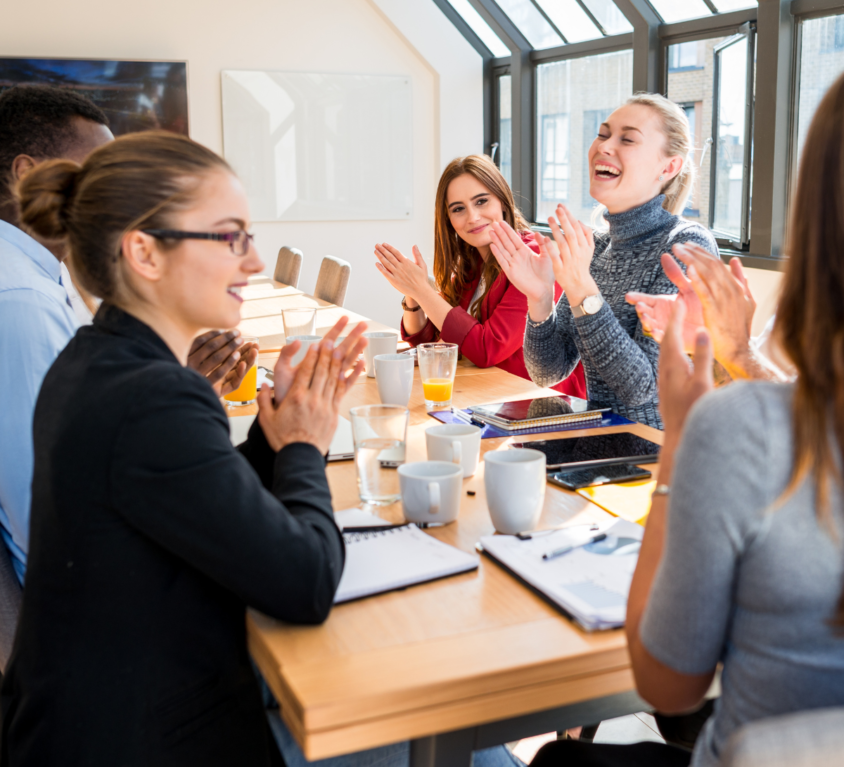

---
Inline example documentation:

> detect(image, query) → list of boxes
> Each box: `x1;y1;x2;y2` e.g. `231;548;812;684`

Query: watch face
583;295;603;315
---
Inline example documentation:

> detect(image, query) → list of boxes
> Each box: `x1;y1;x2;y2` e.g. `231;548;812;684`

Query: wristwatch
571;293;604;318
401;296;421;312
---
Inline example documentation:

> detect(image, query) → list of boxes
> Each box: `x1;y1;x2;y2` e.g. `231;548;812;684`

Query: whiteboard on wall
221;71;412;222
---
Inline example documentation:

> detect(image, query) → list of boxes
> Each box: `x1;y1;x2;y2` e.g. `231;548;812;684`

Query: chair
274;246;304;288
0;540;22;673
313;256;351;307
720;707;844;767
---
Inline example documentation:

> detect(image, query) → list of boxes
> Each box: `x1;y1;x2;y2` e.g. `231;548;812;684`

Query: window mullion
527;0;570;44
573;0;610;36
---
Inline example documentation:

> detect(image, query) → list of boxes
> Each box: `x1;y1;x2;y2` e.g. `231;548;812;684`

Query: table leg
410;728;477;767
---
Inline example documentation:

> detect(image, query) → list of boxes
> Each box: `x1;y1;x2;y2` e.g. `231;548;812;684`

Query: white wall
0;0;483;328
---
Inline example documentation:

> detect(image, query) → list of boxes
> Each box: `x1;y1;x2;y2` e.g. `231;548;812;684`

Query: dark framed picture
0;57;189;137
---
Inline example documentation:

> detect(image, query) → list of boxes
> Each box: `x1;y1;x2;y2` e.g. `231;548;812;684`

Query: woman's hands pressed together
374;243;433;304
544;204;599;309
257;316;368;454
488;220;555;322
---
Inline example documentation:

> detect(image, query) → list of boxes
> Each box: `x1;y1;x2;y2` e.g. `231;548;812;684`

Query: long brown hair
433;155;529;319
16;131;230;303
776;71;844;627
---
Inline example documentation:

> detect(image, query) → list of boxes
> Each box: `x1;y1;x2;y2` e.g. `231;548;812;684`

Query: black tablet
511;432;660;470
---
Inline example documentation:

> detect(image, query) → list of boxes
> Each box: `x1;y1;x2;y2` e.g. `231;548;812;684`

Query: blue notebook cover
427;409;635;439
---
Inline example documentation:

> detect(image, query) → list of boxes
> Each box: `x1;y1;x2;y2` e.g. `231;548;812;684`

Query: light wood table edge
278;665;635;760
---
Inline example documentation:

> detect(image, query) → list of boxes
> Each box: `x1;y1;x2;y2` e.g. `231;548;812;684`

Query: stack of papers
479;519;644;631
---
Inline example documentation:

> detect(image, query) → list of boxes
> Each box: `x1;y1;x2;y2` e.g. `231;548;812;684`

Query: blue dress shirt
0;220;78;584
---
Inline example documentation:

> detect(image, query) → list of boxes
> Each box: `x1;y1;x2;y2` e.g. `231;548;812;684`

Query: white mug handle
451;440;462;465
428;481;441;515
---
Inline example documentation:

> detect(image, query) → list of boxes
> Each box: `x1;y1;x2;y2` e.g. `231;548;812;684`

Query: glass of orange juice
417;342;458;410
223;335;259;407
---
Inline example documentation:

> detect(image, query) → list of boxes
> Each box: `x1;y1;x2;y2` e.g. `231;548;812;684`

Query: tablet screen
512;432;661;468
471;395;603;422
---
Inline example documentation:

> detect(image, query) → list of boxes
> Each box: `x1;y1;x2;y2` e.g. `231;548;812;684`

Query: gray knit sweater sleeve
524;196;717;429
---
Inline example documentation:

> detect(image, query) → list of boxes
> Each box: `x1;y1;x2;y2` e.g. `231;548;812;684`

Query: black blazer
0;305;345;766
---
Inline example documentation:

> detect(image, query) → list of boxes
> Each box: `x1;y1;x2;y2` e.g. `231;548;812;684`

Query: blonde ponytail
625;92;696;216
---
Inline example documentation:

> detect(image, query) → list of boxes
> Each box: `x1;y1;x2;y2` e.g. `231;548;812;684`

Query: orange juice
224;364;257;405
422;378;453;403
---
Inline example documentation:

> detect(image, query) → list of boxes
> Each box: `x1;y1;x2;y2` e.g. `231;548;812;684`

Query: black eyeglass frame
141;229;255;256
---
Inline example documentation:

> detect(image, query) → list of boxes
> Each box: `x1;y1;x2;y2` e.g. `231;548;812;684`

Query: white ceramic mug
398;461;463;525
374;354;414;407
425;423;482;478
362;332;398;377
286;335;321;366
483;448;546;534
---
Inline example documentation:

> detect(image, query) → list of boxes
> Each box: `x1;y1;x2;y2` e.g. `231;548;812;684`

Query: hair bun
17;159;82;241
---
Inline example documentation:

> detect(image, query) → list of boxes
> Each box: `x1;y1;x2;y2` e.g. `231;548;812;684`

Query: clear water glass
282;307;317;338
417;342;458;410
349;405;409;506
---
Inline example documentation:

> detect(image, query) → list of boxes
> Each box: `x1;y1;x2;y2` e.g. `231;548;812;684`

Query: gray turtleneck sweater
524;195;717;429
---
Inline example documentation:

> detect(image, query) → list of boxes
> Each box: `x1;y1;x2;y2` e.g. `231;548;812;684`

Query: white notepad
334;525;479;604
479;519;643;631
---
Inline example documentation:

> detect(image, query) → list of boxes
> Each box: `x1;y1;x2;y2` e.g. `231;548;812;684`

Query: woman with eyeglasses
0;132;367;767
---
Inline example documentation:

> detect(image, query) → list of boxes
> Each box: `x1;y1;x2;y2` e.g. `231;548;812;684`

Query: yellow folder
576;479;656;526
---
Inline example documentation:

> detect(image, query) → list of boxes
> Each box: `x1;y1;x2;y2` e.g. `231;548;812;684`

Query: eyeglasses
141;229;255;256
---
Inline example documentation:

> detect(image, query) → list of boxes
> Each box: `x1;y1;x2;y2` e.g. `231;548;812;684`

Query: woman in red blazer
375;154;585;397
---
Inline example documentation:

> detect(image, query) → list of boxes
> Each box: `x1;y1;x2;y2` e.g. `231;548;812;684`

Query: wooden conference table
234;282;661;767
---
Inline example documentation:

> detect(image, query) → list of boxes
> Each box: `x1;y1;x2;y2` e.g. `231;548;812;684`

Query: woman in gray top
530;73;844;767
492;93;716;428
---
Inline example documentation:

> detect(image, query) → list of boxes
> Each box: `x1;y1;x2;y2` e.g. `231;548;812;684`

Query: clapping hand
269;316;368;403
374;243;431;301
489;220;555;305
658;299;713;442
544;204;599;308
188;329;259;397
258;316;368;454
627;249;704;351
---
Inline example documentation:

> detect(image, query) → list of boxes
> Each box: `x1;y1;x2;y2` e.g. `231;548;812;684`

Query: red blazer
401;233;586;399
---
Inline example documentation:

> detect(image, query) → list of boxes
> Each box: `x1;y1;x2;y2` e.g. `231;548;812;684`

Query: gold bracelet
401;296;421;312
651;484;670;498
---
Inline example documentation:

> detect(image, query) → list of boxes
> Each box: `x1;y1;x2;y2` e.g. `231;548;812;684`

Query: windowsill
667;65;704;73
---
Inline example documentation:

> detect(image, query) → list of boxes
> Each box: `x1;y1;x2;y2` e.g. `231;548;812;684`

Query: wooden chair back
274;246;304;288
314;256;351;307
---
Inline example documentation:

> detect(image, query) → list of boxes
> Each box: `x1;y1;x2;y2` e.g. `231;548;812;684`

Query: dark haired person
374;154;585;398
0;130;368;766
0;84;254;584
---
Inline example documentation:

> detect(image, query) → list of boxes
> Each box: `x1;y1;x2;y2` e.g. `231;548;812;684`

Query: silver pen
542;533;607;561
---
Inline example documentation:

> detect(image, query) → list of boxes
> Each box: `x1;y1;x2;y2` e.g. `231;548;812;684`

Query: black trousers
531;740;692;767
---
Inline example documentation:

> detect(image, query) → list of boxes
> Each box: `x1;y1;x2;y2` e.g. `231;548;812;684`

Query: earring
659;174;664;182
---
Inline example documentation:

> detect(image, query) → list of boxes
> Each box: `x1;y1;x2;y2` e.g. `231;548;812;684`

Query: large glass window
444;0;510;57
711;33;752;243
496;0;562;49
669;42;702;71
535;0;602;43
540;114;570;202
795;15;844;169
498;74;512;187
650;0;713;24
536;49;633;223
580;0;633;35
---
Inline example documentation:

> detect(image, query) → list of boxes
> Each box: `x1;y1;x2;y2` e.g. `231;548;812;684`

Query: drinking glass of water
282;307;317;338
349;405;409;506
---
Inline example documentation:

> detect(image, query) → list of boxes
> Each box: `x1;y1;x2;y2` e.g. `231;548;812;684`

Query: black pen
542;533;607;561
342;524;407;533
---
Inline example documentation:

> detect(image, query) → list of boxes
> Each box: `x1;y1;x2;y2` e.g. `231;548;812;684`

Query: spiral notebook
334;524;479;604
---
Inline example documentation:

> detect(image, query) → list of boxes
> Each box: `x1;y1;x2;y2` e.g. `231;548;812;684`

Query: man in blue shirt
0;85;257;585
0;85;114;585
